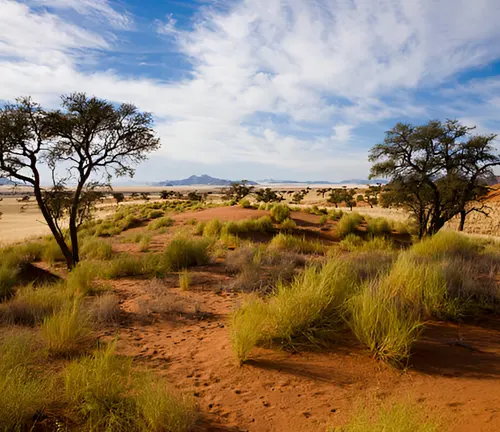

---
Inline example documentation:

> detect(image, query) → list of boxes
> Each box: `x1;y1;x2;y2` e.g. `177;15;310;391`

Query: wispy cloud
1;0;500;180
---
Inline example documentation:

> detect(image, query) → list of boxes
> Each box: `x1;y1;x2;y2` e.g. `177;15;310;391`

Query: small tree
0;93;160;268
160;190;174;199
254;188;284;203
316;188;331;199
112;192;125;205
291;189;308;204
370;120;499;237
222;180;254;203
343;188;357;211
360;184;381;208
187;191;204;202
140;192;150;201
327;188;344;208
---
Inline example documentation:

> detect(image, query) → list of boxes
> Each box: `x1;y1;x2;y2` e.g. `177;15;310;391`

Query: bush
339;234;364;251
135;375;198;432
148;209;164;219
239;198;251;208
223;216;274;235
269;233;324;254
80;238;113;260
411;231;480;259
231;260;356;362
42;300;91;357
41;239;65;263
0;265;18;301
67;262;101;296
3;282;71;325
347;282;422;366
336;213;363;238
329;209;344;221
89;293;121;323
339;235;395;253
148;216;174;231
194;221;206;235
139;235;152;252
280;218;296;232
0;332;49;431
366;217;392;236
319;214;328;225
65;343;197;432
162;237;211;271
203;219;223;237
270;204;291;223
337;400;438;432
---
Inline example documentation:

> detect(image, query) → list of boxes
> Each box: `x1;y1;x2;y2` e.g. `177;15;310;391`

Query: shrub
194;221;206;235
269;233;325;254
319;214;328;225
41;239;66;263
203;219;223;237
339;234;365;251
239;198;251;208
148;209;164;219
329;209;344;221
339;235;395;253
337;400;438;432
100;254;160;279
280;218;296;232
411;231;480;259
347;282;423;366
223;216;274;235
231;260;356;362
135;375;198;432
66;262;101;296
42;300;91;357
3;282;71;325
336;213;363;238
179;269;191;291
148;216;174;231
139;235;152;252
162;237;211;271
270;203;291;223
64;343;136;430
0;332;49;432
366;217;392;236
0;265;18;301
89;293;121;323
80;238;113;260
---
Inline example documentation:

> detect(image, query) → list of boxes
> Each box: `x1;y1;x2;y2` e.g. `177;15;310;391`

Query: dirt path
100;268;500;432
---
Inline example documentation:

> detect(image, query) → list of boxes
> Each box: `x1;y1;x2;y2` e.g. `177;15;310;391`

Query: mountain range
153;175;258;187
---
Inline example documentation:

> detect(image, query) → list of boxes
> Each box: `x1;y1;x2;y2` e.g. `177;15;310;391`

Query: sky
1;0;500;183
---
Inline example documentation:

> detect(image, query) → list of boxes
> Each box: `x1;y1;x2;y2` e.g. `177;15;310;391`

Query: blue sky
2;0;500;183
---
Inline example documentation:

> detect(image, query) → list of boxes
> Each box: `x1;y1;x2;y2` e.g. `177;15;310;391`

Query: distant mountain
258;179;335;185
154;175;258;187
339;179;388;185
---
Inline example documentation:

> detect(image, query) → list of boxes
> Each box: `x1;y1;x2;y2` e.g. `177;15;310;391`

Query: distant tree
140;192;150;201
0;93;160;268
131;192;139;199
187;191;204;202
254;188;284;203
343;188;357;211
370;120;500;237
316;188;331;199
291;189;308;204
359;184;381;208
160;190;174;199
222;180;254;203
327;188;344;208
112;192;125;205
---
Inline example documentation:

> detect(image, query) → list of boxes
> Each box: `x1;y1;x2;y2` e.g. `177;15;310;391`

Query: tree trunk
33;183;74;269
458;209;466;232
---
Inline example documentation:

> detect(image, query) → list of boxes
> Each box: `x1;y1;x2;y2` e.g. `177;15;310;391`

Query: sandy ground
93;208;500;432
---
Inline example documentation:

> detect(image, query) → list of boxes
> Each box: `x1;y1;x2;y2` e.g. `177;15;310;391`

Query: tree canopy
0;93;160;268
370;120;499;237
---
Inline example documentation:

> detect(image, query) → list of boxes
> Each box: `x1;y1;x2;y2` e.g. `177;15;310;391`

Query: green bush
366;217;392;236
0;332;50;432
231;260;356;362
280;218;296;232
148;216;174;231
139;235;152;252
411;231;480;259
336;214;363;238
0;265;18;301
148;209;164;219
347;282;422;366
269;233;324;254
162;237;211;271
203;219;223;237
179;269;191;291
80;238;113;260
41;239;65;263
270;204;291;223
337;400;438;432
42;299;91;357
239;198;251;208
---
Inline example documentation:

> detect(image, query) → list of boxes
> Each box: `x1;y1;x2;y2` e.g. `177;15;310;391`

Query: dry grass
89;293;121;323
269;233;325;254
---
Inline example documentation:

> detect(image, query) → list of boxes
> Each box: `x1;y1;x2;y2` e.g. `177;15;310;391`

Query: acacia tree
222;180;254;203
0;93;160;268
370;120;499;237
254;188;283;203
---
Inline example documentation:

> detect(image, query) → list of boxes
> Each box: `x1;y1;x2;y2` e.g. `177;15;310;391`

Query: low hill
154;175;258;187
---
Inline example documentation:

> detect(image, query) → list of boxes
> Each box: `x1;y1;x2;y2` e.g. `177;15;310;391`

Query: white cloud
1;0;500;180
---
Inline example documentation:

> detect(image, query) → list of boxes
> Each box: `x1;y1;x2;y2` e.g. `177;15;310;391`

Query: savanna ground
1;189;500;431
